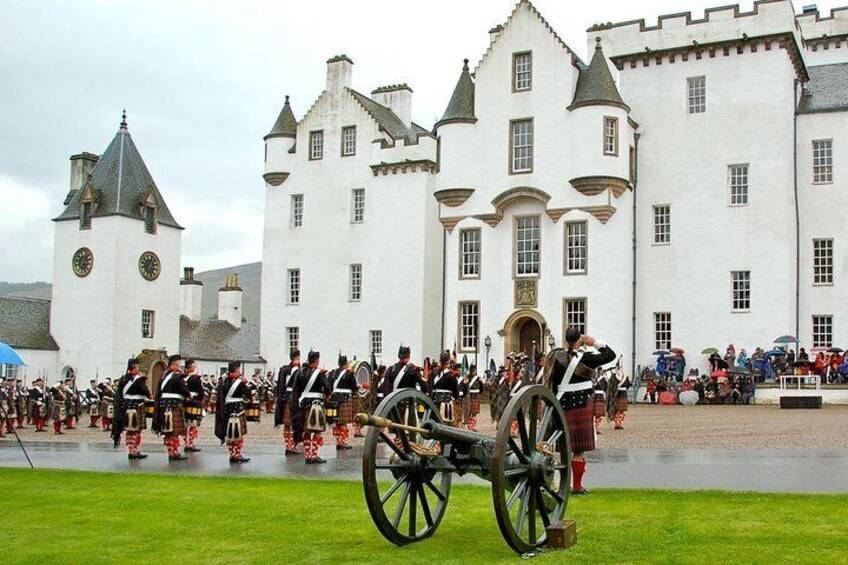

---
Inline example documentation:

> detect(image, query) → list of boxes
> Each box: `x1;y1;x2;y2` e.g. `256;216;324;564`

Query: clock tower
51;112;183;380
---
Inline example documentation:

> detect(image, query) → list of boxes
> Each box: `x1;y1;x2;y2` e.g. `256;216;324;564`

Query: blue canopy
0;342;26;366
773;335;798;344
766;349;787;357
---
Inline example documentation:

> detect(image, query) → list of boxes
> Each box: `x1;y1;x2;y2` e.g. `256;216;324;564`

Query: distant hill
1;262;263;324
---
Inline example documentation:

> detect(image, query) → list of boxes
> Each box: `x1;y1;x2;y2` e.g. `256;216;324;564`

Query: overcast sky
1;0;841;282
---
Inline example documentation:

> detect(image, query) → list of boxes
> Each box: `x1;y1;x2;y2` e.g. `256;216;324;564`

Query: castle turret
264;95;297;187
434;59;478;208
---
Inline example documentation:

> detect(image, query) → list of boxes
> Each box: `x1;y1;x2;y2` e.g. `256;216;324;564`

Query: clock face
72;248;94;277
138;251;161;281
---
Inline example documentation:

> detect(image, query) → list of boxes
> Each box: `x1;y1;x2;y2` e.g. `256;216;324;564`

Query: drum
353;360;372;386
185;401;204;421
324;400;339;425
659;391;678;405
144;399;155;418
245;402;262;422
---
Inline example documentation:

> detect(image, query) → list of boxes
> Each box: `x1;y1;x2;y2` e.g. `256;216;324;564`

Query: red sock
571;459;587;492
53;421;62;433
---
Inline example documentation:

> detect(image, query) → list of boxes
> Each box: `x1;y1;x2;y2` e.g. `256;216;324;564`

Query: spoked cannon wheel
362;389;451;546
492;385;571;554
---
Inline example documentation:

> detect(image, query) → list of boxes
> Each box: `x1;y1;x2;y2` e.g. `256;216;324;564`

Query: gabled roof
0;296;59;351
435;59;476;130
570;40;629;112
179;317;263;363
265;95;298;140
346;88;432;144
798;63;848;114
54;113;182;229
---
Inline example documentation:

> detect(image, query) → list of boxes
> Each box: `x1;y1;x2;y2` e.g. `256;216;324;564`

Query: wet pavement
1;440;846;493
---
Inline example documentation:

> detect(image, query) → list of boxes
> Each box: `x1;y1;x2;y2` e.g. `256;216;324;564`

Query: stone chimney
218;274;243;329
180;267;203;321
326;54;353;91
371;84;413;129
68;152;99;194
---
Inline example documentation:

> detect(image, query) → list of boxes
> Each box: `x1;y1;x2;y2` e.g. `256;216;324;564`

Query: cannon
355;384;573;555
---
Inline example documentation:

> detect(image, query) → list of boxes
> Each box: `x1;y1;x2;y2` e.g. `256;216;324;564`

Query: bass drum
353;360;372;386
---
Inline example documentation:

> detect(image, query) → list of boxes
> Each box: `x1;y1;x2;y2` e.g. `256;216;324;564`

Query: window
459;302;479;352
291;194;303;227
349;264;362;302
81;201;93;230
654;312;672;351
370;330;383;356
603;117;618;156
351;189;365;223
342;126;356;156
510;119;533;174
564;298;587;336
731;271;751;311
287;269;300;305
287;327;299;353
1;364;20;379
814;239;834;285
653;205;671;244
141;310;155;339
515;216;540;276
812;315;833;348
309;130;324;160
513;52;532;91
459;228;481;279
565;221;588;275
144;205;156;234
729;164;749;206
813;140;833;183
688;76;706;114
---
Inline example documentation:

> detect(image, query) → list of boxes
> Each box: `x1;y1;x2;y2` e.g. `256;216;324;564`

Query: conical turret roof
435;59;477;130
54;112;181;229
570;40;629;112
265;95;297;140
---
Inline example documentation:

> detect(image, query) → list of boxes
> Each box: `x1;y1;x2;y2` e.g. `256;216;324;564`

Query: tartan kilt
469;395;481;415
615;392;629;413
225;412;248;444
52;403;66;421
163;404;186;435
593;396;607;418
123;404;147;431
282;401;293;427
337;398;355;425
563;399;595;454
102;400;114;419
89;402;101;417
354;393;371;415
454;401;464;424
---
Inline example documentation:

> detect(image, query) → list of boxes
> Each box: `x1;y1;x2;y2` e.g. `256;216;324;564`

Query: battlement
796;5;848;41
589;0;800;59
371;83;413;94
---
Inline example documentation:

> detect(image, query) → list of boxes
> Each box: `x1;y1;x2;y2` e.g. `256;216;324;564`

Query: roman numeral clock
138;251;161;281
72;247;93;277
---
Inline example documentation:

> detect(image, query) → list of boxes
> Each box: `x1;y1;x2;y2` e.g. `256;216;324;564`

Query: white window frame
513;52;532;92
515;215;541;277
349;264;362;302
510;119;533;174
564;298;587;337
653;205;671;245
603;117;618;156
287;268;300;305
141;310;155;339
309;130;324;160
812;315;833;348
287;327;299;353
565;221;588;275
341;126;356;157
458;302;479;352
459;228;481;279
813;239;834;286
291;194;303;228
351;188;365;224
654;312;672;351
731;271;751;312
728;164;749;206
813;139;833;184
688;76;706;114
370;330;383;356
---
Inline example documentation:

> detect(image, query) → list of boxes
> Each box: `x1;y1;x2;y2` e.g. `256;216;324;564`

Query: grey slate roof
265;95;298;140
54;118;182;229
570;41;629;111
0;297;59;351
798;63;848;114
436;59;476;130
179;317;263;363
347;88;431;143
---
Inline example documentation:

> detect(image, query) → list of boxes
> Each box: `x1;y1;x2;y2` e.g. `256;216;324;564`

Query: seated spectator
741;378;755;405
705;381;718;404
787;349;796;365
814;352;825;378
798;347;809;361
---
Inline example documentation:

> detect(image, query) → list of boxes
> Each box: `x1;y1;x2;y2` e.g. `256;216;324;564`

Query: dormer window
80;201;93;230
145;205;157;234
141;190;158;234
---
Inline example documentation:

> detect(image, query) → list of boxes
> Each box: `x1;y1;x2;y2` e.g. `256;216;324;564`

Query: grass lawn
0;469;845;564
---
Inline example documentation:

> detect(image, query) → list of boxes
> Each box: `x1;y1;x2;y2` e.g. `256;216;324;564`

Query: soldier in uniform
460;364;485;432
214;360;251;464
386;346;428;394
153;354;190;461
112;359;151;460
49;380;68;435
274;350;301;455
432;361;459;425
1;377;15;435
607;359;630;430
291;351;330;465
85;379;100;428
63;375;80;430
546;329;615;495
15;378;27;429
28;378;47;432
99;380;115;431
593;373;607;434
182;359;204;452
328;354;357;450
375;364;391;402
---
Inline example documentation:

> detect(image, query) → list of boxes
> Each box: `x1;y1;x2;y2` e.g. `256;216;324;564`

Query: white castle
2;0;847;383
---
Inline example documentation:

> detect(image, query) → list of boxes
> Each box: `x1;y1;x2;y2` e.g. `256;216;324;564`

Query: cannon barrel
421;420;494;447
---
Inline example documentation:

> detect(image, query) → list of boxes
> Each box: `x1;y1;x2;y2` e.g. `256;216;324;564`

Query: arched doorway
148;362;166;393
60;366;76;381
503;309;547;358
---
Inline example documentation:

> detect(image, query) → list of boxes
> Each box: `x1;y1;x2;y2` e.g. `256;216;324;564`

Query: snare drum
184;401;204;421
245;402;262;422
144;399;155;418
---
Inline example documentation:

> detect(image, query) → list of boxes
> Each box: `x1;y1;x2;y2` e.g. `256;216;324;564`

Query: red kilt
337;399;354;425
615;394;629;413
564;401;595;454
282;401;293;427
593;398;607;418
469;395;481;415
164;404;186;436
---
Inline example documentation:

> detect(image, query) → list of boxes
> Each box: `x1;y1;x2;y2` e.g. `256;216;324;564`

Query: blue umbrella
766;349;787;357
0;342;26;366
773;335;798;344
653;350;669;356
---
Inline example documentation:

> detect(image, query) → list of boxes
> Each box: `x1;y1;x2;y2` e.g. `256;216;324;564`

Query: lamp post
484;335;492;375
